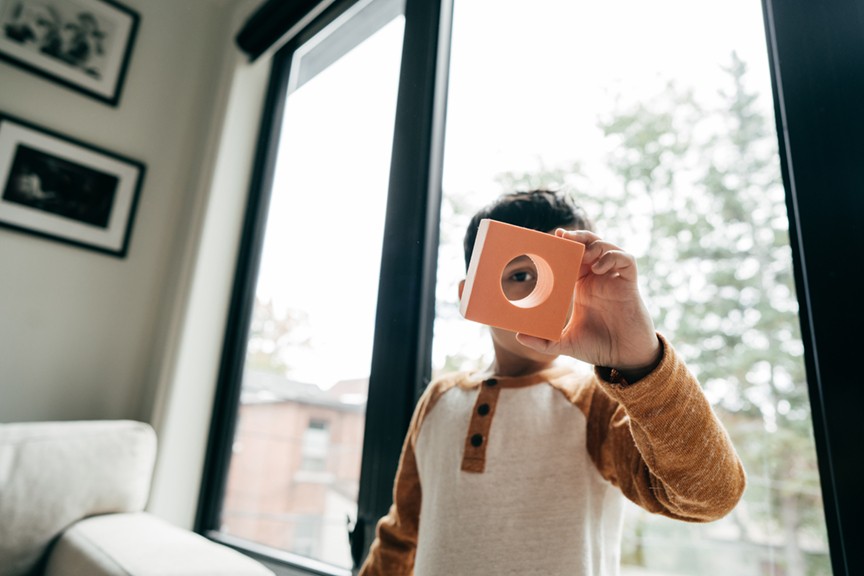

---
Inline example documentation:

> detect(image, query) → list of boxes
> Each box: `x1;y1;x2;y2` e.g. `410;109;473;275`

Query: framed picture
0;0;139;106
0;113;144;257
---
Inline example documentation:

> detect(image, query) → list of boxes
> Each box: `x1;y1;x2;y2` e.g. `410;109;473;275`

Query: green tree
490;53;829;575
245;296;311;377
598;52;828;576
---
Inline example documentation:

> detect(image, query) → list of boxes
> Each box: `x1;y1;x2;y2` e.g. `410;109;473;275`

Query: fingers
556;229;623;264
591;249;637;280
555;228;601;245
556;229;636;281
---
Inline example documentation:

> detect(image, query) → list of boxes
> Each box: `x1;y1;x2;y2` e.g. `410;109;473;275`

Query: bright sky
254;0;775;387
255;13;403;386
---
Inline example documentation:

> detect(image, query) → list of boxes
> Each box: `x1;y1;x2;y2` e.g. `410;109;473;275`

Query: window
198;0;414;572
434;2;831;575
198;0;451;573
300;420;330;473
200;0;861;574
222;7;402;570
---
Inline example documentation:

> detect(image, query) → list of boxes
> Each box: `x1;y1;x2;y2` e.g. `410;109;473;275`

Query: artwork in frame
0;0;139;106
0;113;144;257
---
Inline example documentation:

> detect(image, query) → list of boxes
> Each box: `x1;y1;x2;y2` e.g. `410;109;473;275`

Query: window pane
218;5;405;569
434;2;831;575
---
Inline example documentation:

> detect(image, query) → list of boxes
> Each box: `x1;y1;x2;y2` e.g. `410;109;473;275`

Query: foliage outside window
432;2;830;575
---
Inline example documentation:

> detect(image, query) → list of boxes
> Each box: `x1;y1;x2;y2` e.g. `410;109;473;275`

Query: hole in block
500;253;553;309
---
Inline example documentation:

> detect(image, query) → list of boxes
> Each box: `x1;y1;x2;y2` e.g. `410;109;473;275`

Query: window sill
206;531;353;576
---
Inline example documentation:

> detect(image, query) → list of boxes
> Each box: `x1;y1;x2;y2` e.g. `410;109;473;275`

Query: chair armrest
45;512;274;576
0;420;156;576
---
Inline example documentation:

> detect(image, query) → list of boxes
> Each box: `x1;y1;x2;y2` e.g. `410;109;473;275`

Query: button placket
461;379;501;473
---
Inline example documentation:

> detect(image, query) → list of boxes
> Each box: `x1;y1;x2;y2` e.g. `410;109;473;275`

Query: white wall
147;28;270;529
0;0;274;530
0;1;255;426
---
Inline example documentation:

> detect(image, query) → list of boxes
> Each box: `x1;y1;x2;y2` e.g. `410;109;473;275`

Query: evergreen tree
598;52;828;576
487;53;830;575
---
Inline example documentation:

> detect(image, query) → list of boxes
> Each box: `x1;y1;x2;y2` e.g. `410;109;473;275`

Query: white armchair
0;420;273;576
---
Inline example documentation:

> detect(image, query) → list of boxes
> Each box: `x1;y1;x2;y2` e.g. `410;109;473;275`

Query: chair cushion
45;512;274;576
0;420;156;576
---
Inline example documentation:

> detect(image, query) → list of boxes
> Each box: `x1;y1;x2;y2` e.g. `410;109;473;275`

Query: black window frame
197;0;862;574
195;0;452;574
762;1;864;574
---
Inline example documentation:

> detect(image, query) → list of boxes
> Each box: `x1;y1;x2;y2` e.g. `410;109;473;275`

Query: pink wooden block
459;219;585;341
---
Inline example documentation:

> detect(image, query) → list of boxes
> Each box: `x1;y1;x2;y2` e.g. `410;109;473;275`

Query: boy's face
490;253;559;363
500;254;538;302
458;243;560;366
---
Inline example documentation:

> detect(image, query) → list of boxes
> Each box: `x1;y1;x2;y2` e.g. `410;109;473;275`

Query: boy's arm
586;334;746;522
514;230;744;519
359;380;442;575
358;439;421;576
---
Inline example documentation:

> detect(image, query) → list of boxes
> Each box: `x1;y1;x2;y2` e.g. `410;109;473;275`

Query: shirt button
477;403;490;416
485;378;498;387
470;434;484;447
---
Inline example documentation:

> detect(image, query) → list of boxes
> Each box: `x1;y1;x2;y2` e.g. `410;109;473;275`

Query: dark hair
463;189;593;269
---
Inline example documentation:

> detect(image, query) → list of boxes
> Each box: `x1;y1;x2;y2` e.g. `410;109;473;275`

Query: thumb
515;333;557;354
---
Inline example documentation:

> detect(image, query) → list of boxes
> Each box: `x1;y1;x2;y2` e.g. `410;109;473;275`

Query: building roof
240;369;367;412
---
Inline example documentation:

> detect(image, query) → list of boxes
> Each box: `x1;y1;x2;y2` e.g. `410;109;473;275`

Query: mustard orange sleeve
359;377;453;576
358;439;421;576
586;334;747;522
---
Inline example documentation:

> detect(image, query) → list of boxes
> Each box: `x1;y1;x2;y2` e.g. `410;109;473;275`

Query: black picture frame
0;112;144;257
0;0;139;106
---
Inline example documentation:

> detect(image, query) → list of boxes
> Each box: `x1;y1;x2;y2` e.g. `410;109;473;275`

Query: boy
359;190;746;576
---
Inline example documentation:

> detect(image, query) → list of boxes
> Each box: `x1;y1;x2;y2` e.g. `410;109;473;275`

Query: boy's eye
510;271;536;283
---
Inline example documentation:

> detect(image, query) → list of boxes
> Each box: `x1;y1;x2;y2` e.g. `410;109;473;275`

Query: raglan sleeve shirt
359;334;746;575
358;373;449;576
584;334;746;522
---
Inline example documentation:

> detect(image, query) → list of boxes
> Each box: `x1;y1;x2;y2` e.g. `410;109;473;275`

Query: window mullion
763;0;864;573
195;47;295;535
354;0;453;568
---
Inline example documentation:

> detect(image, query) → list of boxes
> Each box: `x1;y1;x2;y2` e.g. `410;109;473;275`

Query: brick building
221;369;367;568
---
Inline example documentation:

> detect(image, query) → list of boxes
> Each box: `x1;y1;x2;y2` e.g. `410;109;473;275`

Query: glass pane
218;4;405;569
434;2;831;575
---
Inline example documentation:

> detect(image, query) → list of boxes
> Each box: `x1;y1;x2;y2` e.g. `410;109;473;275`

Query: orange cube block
459;219;585;341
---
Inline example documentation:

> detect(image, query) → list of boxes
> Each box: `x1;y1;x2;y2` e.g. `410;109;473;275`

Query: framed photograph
0;113;144;257
0;0;139;106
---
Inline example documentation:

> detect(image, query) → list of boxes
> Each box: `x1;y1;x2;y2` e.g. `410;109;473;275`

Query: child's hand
516;230;662;381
